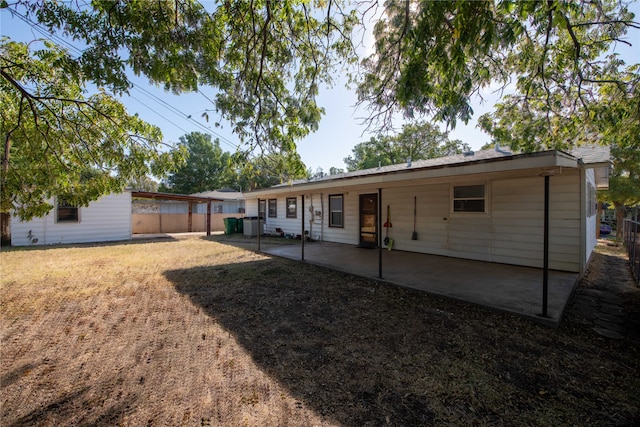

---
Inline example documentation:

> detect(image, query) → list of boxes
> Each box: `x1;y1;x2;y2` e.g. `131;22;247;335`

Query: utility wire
10;9;240;151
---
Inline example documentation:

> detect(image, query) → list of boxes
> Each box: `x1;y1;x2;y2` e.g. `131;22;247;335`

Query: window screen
268;199;277;218
453;185;486;213
286;197;297;218
57;198;79;223
329;194;343;227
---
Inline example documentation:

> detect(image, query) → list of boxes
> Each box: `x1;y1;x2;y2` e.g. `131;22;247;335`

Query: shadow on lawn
6;387;135;427
167;258;445;426
165;246;640;426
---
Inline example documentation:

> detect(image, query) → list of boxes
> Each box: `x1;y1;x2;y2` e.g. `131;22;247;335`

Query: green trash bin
236;218;244;234
223;217;237;234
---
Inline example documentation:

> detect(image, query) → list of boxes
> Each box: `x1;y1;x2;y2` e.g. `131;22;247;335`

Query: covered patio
262;241;579;327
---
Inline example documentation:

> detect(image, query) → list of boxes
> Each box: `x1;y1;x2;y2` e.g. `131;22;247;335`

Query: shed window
268;199;277;218
57;198;79;223
453;185;486;213
329;194;343;228
286;197;297;218
258;200;266;219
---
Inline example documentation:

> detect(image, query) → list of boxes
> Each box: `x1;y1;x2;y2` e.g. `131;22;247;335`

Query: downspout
301;194;305;261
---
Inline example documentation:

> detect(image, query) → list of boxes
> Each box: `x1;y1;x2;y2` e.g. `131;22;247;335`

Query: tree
159;132;234;194
344;121;467;171
592;71;640;240
479;59;639;240
5;0;359;163
127;175;159;193
235;152;310;191
358;0;639;136
1;38;180;243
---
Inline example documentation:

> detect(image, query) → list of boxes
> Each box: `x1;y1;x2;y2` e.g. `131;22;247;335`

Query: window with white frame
56;198;79;223
329;194;343;227
452;184;486;213
286;197;297;218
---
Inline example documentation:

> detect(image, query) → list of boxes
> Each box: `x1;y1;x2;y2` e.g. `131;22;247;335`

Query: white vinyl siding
491;172;581;271
584;168;598;266
253;197;302;236
11;192;132;246
242;168;585;272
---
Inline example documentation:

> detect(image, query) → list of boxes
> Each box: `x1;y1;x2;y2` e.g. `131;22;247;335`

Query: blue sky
2;2;639;173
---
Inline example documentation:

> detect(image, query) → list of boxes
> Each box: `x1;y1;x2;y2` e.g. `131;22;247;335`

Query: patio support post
378;187;383;279
542;175;550;317
206;201;211;236
257;199;261;252
301;194;305;261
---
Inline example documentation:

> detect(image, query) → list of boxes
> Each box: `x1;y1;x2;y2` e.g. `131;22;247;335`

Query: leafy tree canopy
235;151;310;191
127;175;159;193
593;71;640;237
358;0;639;138
344;121;468;171
5;0;359;160
0;38;180;222
3;0;638;237
159;132;235;194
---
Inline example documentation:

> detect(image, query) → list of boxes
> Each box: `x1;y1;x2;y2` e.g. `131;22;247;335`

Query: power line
10;9;240;151
132;85;239;151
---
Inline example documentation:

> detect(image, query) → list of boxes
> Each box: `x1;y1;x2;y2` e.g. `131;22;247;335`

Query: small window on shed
452;185;486;213
268;199;277;218
286;197;297;218
56;198;79;223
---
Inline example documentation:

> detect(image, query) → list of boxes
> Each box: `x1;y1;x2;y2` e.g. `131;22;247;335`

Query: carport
132;191;222;235
262;241;579;327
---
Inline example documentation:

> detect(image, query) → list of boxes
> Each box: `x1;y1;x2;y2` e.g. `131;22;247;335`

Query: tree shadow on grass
5;387;135;427
166;252;640;426
167;259;443;426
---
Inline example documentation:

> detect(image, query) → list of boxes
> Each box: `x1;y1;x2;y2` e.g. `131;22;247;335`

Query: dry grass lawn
1;235;639;426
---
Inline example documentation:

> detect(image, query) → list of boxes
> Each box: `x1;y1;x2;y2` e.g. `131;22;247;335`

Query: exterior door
359;193;378;248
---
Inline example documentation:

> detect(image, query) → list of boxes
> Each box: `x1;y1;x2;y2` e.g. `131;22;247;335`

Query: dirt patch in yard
1;237;639;426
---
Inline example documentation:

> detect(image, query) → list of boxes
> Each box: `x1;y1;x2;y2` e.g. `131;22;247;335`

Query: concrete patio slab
262;241;579;327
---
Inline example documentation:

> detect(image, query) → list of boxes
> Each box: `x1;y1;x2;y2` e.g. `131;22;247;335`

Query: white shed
11;191;132;246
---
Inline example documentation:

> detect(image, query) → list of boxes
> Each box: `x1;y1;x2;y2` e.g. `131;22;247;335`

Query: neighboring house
243;147;610;275
190;188;245;214
11;191;132;246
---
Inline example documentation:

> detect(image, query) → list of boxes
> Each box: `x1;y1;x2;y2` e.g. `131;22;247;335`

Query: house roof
191;189;244;200
569;145;610;166
131;191;223;203
244;146;610;197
